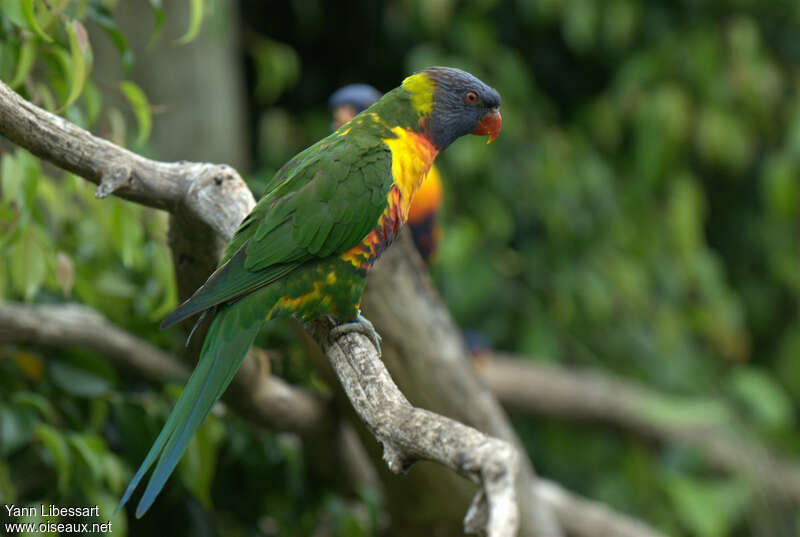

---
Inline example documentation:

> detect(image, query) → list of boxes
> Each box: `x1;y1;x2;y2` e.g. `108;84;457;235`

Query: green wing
162;128;393;328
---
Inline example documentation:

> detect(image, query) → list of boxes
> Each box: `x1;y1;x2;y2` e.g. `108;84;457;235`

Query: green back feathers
162;116;395;329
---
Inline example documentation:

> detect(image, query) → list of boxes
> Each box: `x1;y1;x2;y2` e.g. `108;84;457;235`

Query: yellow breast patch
382;127;438;219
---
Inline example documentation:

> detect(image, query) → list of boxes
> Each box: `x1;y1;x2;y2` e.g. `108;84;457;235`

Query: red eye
465;91;478;104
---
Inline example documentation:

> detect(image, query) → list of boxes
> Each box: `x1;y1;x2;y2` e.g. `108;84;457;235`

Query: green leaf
119;81;151;145
87;4;133;70
35;82;57;111
148;242;178;320
1;151;23;208
10;228;46;301
108;203;144;268
148;0;165;48
68;433;105;482
106;106;126;145
177;0;204;44
11;392;56;422
664;474;748;537
16;148;41;206
0;403;35;455
36;424;72;494
49;361;112;397
0;459;18;504
82;81;102;126
727;366;794;428
0;0;28;27
21;0;53;42
102;452;127;494
0;148;40;209
9;38;37;89
61;19;92;111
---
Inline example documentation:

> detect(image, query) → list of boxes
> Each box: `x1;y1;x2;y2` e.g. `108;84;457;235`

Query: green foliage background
1;1;800;536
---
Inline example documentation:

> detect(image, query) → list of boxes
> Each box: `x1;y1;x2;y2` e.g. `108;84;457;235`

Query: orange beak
471;109;501;144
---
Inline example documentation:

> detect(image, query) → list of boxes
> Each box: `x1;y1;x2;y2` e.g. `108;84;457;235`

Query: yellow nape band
401;73;434;117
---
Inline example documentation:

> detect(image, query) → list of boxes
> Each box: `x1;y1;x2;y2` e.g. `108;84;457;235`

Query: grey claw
330;313;382;356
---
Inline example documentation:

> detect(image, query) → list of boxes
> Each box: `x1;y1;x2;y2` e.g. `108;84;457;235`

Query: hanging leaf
106;106;127;146
0;404;35;455
727;366;794;428
176;0;204;44
9;38;37;89
10;228;46;301
87;4;133;70
36;424;72;494
664;474;749;537
49;361;112;397
21;0;53;42
148;0;165;48
60;19;92;111
11;391;55;421
1;151;23;208
0;0;28;28
119;81;151;145
68;434;105;482
82;81;102;126
35;82;57;111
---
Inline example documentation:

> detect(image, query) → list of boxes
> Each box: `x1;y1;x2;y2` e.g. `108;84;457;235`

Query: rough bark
310;317;521;537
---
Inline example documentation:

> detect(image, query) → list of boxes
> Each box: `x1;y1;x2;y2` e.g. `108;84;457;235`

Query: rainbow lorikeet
330;83;444;262
117;66;501;517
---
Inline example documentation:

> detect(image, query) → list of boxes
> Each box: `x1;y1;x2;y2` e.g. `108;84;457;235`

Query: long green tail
116;291;267;518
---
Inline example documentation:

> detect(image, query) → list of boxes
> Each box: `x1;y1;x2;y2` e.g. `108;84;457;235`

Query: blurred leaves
61;19;92;111
176;0;203;45
119;80;151;147
249;35;300;104
664;475;749;537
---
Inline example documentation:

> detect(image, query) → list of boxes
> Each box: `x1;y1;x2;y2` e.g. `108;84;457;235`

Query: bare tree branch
309;317;521;537
0;81;252;239
362;234;564;537
478;354;800;506
532;479;667;537
0;301;328;436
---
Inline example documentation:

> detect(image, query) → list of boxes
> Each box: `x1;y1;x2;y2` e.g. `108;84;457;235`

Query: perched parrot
330;83;445;262
117;66;501;517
